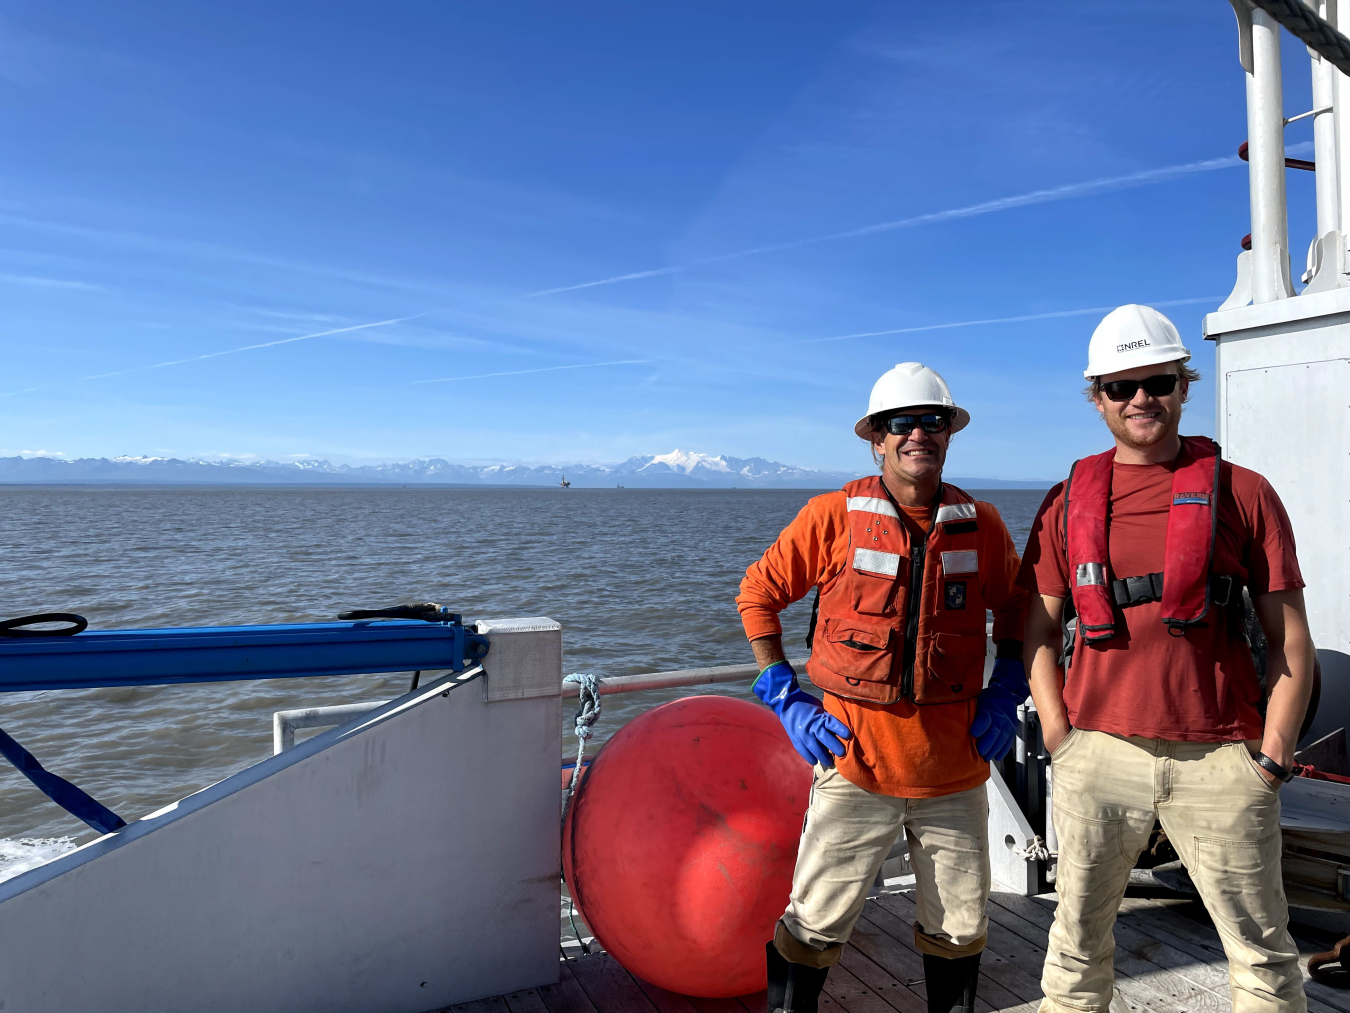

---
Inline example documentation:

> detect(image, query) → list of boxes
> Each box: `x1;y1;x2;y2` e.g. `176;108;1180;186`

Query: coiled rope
1250;0;1350;76
561;672;601;830
560;672;602;958
1014;835;1053;862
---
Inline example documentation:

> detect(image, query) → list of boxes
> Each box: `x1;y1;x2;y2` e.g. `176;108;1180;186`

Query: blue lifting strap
0;725;126;835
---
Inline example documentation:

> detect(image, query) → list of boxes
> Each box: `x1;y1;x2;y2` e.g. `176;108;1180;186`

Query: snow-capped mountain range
0;450;858;488
0;450;1049;489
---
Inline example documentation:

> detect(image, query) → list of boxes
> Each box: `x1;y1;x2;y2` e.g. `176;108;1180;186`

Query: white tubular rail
273;701;390;754
271;659;801;752
1247;4;1294;302
561;658;810;697
1311;1;1339;269
272;660;795;753
1337;0;1350;249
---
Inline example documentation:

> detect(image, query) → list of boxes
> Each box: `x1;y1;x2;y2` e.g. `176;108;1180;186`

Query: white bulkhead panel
1224;358;1350;655
1207;296;1350;744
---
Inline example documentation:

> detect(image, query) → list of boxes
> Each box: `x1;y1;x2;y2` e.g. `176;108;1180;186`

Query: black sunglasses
1099;373;1180;403
880;412;951;436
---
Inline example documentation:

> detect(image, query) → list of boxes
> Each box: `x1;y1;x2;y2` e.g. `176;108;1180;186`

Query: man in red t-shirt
1020;305;1315;1013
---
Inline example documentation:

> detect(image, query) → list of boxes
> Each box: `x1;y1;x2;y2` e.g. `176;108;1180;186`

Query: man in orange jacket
737;362;1029;1013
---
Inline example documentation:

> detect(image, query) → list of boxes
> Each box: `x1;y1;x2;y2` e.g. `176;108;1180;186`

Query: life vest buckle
1111;572;1164;608
1211;574;1236;608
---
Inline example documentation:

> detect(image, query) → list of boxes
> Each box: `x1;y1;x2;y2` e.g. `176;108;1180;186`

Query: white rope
1014;834;1053;862
561;673;601;830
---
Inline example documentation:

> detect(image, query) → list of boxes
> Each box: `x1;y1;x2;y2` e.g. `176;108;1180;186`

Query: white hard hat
1084;304;1191;380
853;362;970;440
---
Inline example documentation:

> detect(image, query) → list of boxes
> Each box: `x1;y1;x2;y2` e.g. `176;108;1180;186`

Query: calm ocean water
0;485;1044;876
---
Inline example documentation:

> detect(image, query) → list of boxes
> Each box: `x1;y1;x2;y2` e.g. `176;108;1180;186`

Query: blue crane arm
0;619;491;693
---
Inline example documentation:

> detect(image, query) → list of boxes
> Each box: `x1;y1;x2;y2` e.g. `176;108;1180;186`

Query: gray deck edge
0;665;484;904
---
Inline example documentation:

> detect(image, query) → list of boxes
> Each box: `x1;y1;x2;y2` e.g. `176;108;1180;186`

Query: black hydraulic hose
0;613;88;638
337;603;454;623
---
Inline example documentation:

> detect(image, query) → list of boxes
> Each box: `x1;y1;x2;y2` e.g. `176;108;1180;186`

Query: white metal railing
1246;4;1295;301
271;661;795;753
559;658;809;698
274;625;999;750
273;701;391;753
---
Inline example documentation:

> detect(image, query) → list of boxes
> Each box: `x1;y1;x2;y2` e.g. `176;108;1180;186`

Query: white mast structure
1207;1;1350;741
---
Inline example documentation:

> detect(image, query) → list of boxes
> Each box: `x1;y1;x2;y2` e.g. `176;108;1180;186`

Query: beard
1102;403;1180;449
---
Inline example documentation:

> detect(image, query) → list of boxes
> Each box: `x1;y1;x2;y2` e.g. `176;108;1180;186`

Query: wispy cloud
530;154;1243;297
0;315;418;397
80;315;422;381
798;296;1226;344
413;358;651;384
0;273;103;290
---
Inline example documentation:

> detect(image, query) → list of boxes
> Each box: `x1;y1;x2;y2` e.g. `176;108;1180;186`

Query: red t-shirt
1017;452;1304;741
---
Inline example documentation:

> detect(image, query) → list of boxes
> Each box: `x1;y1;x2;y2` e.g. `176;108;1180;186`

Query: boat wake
0;837;78;884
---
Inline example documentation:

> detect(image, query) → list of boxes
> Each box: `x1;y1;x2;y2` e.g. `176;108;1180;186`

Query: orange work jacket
737;476;1028;797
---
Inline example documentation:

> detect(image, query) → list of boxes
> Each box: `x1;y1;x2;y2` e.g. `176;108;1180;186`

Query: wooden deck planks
569;950;661;1013
535;890;1350;1013
984;892;1229;1013
836;937;930;1013
450;999;512;1013
867;893;1039;1009
854;901;1022;1013
538;961;602;1013
824;953;919;1013
503;990;553;1013
1116;897;1350;1013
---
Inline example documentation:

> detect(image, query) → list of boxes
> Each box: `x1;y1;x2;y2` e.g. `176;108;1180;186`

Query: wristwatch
1254;751;1296;783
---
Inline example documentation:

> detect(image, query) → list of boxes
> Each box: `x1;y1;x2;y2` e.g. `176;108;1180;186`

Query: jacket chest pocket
814;616;898;686
848;549;906;616
933;551;986;633
914;631;987;704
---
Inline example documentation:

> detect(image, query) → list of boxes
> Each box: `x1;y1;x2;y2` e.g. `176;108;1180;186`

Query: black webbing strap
1111;572;1164;609
0;726;127;835
1110;572;1240;612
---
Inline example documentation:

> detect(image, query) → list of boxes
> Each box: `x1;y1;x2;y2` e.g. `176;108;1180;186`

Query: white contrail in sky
0;315;418;397
80;315;421;381
530;154;1242;297
798;296;1227;344
413;359;650;384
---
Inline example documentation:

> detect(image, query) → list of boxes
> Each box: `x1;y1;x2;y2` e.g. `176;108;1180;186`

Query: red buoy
563;695;811;998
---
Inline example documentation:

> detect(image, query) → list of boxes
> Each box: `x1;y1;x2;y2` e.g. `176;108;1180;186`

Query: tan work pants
775;765;990;968
1042;729;1305;1013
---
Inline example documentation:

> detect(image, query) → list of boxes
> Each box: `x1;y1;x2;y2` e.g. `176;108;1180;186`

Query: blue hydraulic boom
0;606;490;834
0;616;490;692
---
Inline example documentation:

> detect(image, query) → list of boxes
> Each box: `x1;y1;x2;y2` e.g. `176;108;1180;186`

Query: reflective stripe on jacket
805;476;991;706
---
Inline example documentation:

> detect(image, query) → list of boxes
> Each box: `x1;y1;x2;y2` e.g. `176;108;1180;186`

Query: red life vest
805;476;989;706
1064;436;1224;643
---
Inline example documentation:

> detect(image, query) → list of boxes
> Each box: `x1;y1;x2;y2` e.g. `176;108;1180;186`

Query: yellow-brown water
0;485;1043;876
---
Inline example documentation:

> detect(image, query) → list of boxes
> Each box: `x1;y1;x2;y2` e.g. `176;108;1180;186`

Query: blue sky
0;2;1324;479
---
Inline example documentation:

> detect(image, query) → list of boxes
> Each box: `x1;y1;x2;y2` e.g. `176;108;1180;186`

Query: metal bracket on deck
987;766;1043;896
475;617;562;702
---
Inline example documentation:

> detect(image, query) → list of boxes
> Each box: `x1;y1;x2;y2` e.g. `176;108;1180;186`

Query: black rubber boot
766;941;830;1013
922;952;981;1013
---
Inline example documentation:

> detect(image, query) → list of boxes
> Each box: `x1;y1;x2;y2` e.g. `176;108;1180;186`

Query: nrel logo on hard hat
1085;304;1191;380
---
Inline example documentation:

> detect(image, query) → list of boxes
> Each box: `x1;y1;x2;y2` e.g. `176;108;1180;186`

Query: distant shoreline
0;480;1054;491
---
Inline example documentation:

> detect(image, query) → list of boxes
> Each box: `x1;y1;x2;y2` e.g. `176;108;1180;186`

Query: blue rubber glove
752;661;851;768
969;658;1029;761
